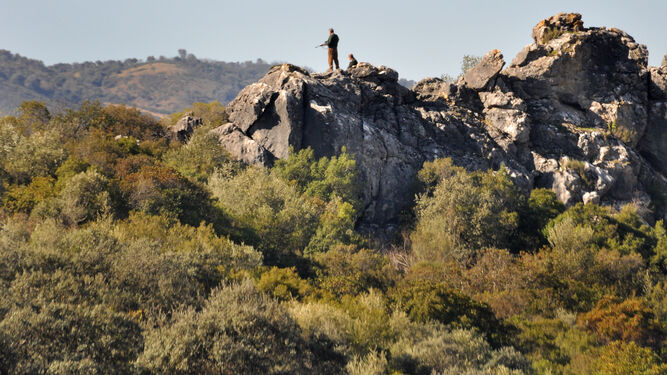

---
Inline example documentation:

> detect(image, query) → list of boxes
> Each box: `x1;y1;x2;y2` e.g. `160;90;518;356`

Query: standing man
320;28;339;71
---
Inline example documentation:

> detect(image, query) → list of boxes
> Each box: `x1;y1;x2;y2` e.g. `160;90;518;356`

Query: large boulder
460;49;505;91
649;66;667;100
495;16;664;216
503;23;649;148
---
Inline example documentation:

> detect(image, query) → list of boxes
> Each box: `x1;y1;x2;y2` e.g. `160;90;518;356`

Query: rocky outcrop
531;13;584;45
169;112;203;142
492;13;663;213
460;49;505;91
213;13;667;230
213;63;521;231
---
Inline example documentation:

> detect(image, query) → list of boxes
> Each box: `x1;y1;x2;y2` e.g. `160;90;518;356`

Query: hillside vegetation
0;100;665;374
0;49;273;116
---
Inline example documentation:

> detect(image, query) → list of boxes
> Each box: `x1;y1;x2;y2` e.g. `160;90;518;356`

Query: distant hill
0;49;273;116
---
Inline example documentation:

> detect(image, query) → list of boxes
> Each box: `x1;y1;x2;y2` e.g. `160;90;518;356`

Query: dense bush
412;158;523;264
137;280;344;374
0;302;143;375
390;280;514;347
162;130;240;184
209;166;320;265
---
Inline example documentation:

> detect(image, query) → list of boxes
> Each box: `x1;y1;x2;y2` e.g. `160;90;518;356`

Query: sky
2;0;666;81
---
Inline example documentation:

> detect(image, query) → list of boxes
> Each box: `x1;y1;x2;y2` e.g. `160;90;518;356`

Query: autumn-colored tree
577;296;663;348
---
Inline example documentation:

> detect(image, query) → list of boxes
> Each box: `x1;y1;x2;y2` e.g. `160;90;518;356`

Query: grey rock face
413;77;451;101
213;63;518;230
169;112;203;143
640;102;667;176
461;49;505;91
210;123;273;165
214;14;667;228
649;66;667;100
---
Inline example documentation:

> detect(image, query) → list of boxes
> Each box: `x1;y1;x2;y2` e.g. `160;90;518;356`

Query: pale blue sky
1;0;666;81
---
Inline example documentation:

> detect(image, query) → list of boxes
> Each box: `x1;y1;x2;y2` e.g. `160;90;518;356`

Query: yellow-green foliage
1;100;666;375
564;159;593;189
209;165;319;265
541;28;565;43
137;280;344;374
390;280;513;347
412;158;522;264
273;146;362;211
592;341;667;375
162;129;240;183
164;101;228;129
315;245;398;298
607;120;639;145
0;121;66;184
255;266;313;301
3;176;55;214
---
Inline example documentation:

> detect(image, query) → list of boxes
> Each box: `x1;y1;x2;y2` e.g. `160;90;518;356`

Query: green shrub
412;158;523;264
0;126;66;184
162;129;240;183
119;163;222;228
390;280;513;347
272;146;362;212
209;166;319;265
517;188;566;250
305;196;364;255
255;266;314;301
0;302;142;375
58;169;112;225
315;245;397;298
592;341;666;375
137;280;343;374
2;176;55;214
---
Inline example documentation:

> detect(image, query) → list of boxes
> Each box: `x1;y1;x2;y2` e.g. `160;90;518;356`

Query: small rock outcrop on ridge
169;112;203;142
212;13;667;232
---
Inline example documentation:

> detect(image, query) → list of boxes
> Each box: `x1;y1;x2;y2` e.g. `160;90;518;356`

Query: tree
137;280;343;374
209;166;319;265
411;158;523;264
461;54;482;75
58;169;112;225
17;100;51;132
0;123;66;184
0;302;142;375
592;341;666;375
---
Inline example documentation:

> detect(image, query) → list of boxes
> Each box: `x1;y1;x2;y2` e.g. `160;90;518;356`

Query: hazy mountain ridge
0;49;273;115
